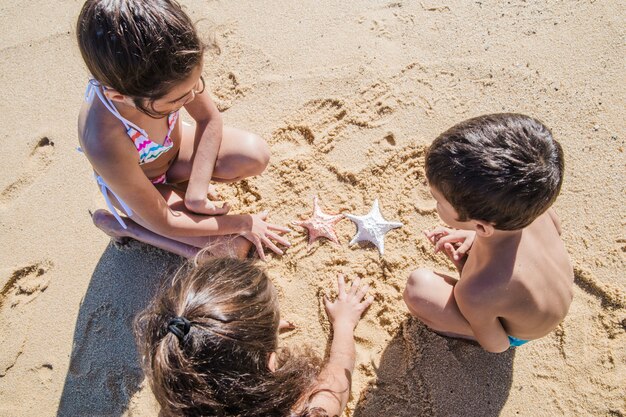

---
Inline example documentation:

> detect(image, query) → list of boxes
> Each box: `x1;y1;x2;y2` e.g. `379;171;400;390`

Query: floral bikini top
85;79;179;183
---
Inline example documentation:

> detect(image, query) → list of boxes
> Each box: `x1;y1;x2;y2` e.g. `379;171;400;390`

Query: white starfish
345;199;403;255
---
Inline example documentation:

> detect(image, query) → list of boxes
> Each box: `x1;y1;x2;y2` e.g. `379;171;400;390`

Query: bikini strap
85;79;147;135
85;79;98;103
166;111;179;136
94;174;134;229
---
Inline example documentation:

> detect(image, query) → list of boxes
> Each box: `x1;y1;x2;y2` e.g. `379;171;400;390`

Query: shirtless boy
404;113;574;353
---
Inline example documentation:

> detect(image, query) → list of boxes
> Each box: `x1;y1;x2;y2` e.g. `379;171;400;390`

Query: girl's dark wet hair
77;0;206;117
135;257;331;417
425;113;564;230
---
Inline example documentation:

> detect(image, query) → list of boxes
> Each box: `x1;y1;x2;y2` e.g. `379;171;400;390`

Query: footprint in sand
272;79;397;164
0;137;55;205
33;362;54;387
210;71;248;112
279;98;349;154
350;81;396;127
0;261;52;377
269;125;316;162
0;262;52;309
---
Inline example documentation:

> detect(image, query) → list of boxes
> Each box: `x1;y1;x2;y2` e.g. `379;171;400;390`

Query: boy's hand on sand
242;212;291;261
424;226;475;270
324;275;374;331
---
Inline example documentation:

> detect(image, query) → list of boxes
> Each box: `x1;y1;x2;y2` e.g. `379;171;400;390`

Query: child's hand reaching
324;275;374;331
241;212;291;261
309;275;373;415
424;226;475;271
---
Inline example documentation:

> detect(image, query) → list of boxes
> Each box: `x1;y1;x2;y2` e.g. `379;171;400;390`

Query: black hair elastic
167;316;191;342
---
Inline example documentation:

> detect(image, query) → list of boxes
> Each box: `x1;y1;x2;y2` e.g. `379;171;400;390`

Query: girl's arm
86;136;288;259
308;275;374;416
181;88;226;215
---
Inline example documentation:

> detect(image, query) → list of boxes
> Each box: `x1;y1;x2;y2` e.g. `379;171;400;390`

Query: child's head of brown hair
135;257;330;417
425;113;564;230
77;0;206;117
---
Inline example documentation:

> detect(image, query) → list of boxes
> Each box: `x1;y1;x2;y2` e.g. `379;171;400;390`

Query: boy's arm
182;89;225;215
455;286;511;353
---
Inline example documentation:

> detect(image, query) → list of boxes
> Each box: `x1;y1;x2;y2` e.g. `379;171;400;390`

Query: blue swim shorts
508;335;529;347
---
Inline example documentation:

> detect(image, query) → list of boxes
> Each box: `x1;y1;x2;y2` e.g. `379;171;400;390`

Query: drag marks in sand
0;261;53;377
573;266;625;340
0;136;55;205
203;22;274;112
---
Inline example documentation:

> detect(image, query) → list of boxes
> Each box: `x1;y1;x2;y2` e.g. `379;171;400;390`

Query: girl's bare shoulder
78;99;137;167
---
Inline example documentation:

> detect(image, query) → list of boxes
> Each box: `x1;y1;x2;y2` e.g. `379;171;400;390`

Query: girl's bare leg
93;209;251;259
126;187;252;257
166;124;270;184
94;182;253;259
92;209;201;259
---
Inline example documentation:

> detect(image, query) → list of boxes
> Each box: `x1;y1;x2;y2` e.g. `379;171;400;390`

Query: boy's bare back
455;209;574;342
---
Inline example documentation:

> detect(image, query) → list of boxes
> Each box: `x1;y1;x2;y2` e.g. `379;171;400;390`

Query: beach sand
0;0;624;416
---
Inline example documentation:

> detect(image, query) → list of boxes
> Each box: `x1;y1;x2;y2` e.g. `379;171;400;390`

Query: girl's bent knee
244;133;270;176
217;133;269;181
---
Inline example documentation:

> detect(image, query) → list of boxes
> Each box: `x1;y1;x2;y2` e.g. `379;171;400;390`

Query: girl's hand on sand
324;275;374;331
185;197;231;215
184;184;231;215
242;212;291;261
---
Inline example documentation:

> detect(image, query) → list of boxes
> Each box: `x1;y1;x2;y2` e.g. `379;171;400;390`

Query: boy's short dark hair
425;113;564;230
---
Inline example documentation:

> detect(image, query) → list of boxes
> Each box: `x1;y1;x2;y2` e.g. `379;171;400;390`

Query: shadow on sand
57;242;184;417
353;318;514;417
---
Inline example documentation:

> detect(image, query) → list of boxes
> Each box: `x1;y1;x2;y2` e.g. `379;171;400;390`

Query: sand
0;0;624;416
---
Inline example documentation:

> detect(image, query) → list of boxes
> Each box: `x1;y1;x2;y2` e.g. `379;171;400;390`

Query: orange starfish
293;196;344;245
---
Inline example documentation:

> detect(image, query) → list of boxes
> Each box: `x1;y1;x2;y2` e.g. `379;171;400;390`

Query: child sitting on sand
404;113;574;352
76;0;290;260
135;256;373;417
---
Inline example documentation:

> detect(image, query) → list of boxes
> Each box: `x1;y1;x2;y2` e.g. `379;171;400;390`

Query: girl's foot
91;209;131;244
207;183;220;200
279;319;296;332
205;236;253;259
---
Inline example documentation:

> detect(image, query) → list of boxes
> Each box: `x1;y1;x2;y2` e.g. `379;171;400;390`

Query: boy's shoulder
457;211;572;311
455;264;511;310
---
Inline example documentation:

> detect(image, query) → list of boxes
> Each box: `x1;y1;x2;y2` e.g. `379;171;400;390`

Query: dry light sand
0;0;624;416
